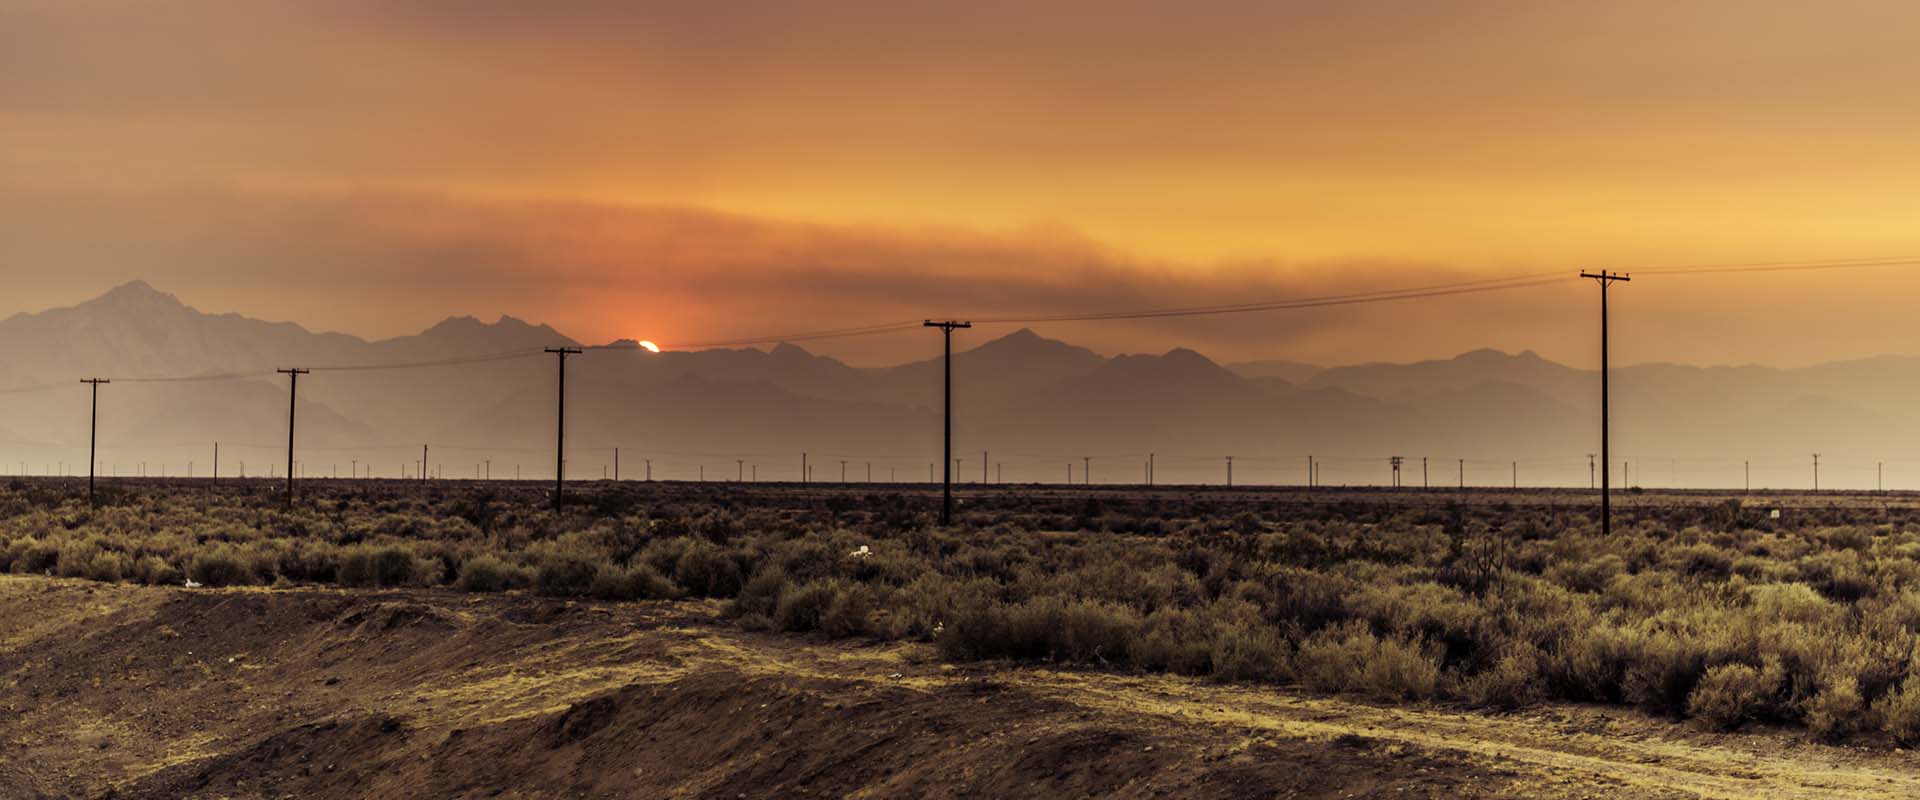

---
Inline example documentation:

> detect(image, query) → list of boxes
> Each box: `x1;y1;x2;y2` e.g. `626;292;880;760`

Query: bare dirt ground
4;576;1919;799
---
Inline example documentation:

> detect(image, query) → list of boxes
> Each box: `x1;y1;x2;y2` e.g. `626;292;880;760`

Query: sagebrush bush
457;554;525;592
1686;662;1778;731
188;547;253;587
337;545;418;587
1877;678;1920;744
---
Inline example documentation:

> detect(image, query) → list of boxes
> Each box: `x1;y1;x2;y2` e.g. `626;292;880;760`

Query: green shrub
535;554;596;596
774;579;840;632
337;544;418;587
84;551;126;583
1295;620;1441;701
188;547;254;586
1877;679;1920;744
1208;620;1288;682
457;554;526;592
727;566;789;621
672;541;744;597
1802;674;1866;741
1686;662;1778;731
1461;647;1544;710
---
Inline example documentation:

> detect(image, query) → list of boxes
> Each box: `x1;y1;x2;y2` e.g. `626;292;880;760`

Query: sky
8;1;1920;367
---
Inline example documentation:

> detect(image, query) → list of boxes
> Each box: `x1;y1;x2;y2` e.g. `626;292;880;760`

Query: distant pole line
81;378;108;504
545;347;582;509
277;368;308;507
1580;269;1630;536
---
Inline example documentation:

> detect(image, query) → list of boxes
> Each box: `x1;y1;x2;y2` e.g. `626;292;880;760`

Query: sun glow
638;340;661;353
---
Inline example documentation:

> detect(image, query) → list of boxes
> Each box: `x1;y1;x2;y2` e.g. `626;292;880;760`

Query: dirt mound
13;576;1920;799
110;668;1488;799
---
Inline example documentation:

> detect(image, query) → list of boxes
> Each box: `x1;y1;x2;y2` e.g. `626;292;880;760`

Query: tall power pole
1225;456;1233;487
1579;269;1630;536
924;320;971;525
277;368;308;506
1813;453;1821;491
545;347;582;509
81;379;109;503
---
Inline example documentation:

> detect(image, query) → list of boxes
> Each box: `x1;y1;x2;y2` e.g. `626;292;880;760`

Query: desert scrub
10;479;1920;741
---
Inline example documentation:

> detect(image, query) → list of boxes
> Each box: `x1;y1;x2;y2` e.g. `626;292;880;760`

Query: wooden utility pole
277;368;308;506
1579;270;1630;536
81;379;108;503
924;320;971;525
545;347;582;509
1225;456;1233;487
1813;453;1821;491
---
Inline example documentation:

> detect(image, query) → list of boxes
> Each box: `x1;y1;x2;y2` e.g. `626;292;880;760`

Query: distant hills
0;280;1912;489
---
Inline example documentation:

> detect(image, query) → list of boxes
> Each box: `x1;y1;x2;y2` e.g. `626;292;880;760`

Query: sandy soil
2;576;1916;799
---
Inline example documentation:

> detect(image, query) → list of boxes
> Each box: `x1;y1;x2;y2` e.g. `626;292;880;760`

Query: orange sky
8;1;1920;366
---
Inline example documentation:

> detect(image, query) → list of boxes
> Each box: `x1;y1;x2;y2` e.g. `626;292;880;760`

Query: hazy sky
9;1;1920;366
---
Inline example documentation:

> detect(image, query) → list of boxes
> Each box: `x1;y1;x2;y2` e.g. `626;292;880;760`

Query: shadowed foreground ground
3;577;1919;799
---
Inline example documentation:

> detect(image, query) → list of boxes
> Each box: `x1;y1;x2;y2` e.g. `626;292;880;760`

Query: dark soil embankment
6;577;1920;798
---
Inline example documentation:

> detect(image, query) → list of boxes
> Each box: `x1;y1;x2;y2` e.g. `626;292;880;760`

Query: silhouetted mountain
7;281;1920;487
1227;358;1323;384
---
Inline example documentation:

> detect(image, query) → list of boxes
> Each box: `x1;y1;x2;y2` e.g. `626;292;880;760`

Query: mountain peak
93;280;186;309
770;342;814;359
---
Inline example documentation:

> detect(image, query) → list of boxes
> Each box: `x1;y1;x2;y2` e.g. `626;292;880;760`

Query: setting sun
638;340;661;353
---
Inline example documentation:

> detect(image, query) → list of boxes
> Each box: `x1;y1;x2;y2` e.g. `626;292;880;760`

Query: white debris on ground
1770;510;1781;519
849;545;872;559
183;579;203;588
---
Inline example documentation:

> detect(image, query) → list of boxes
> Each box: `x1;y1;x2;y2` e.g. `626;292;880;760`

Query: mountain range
0;281;1909;489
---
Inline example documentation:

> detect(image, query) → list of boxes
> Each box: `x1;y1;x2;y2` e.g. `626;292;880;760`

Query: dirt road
1;576;1913;798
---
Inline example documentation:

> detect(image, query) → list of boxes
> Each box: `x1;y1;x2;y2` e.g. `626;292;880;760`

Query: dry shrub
1461;646;1545;710
534;554;599;597
1802;673;1866;741
1876;679;1920;744
1295;620;1441;701
188;547;254;586
1686;661;1780;731
457;554;527;592
337;544;420;587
